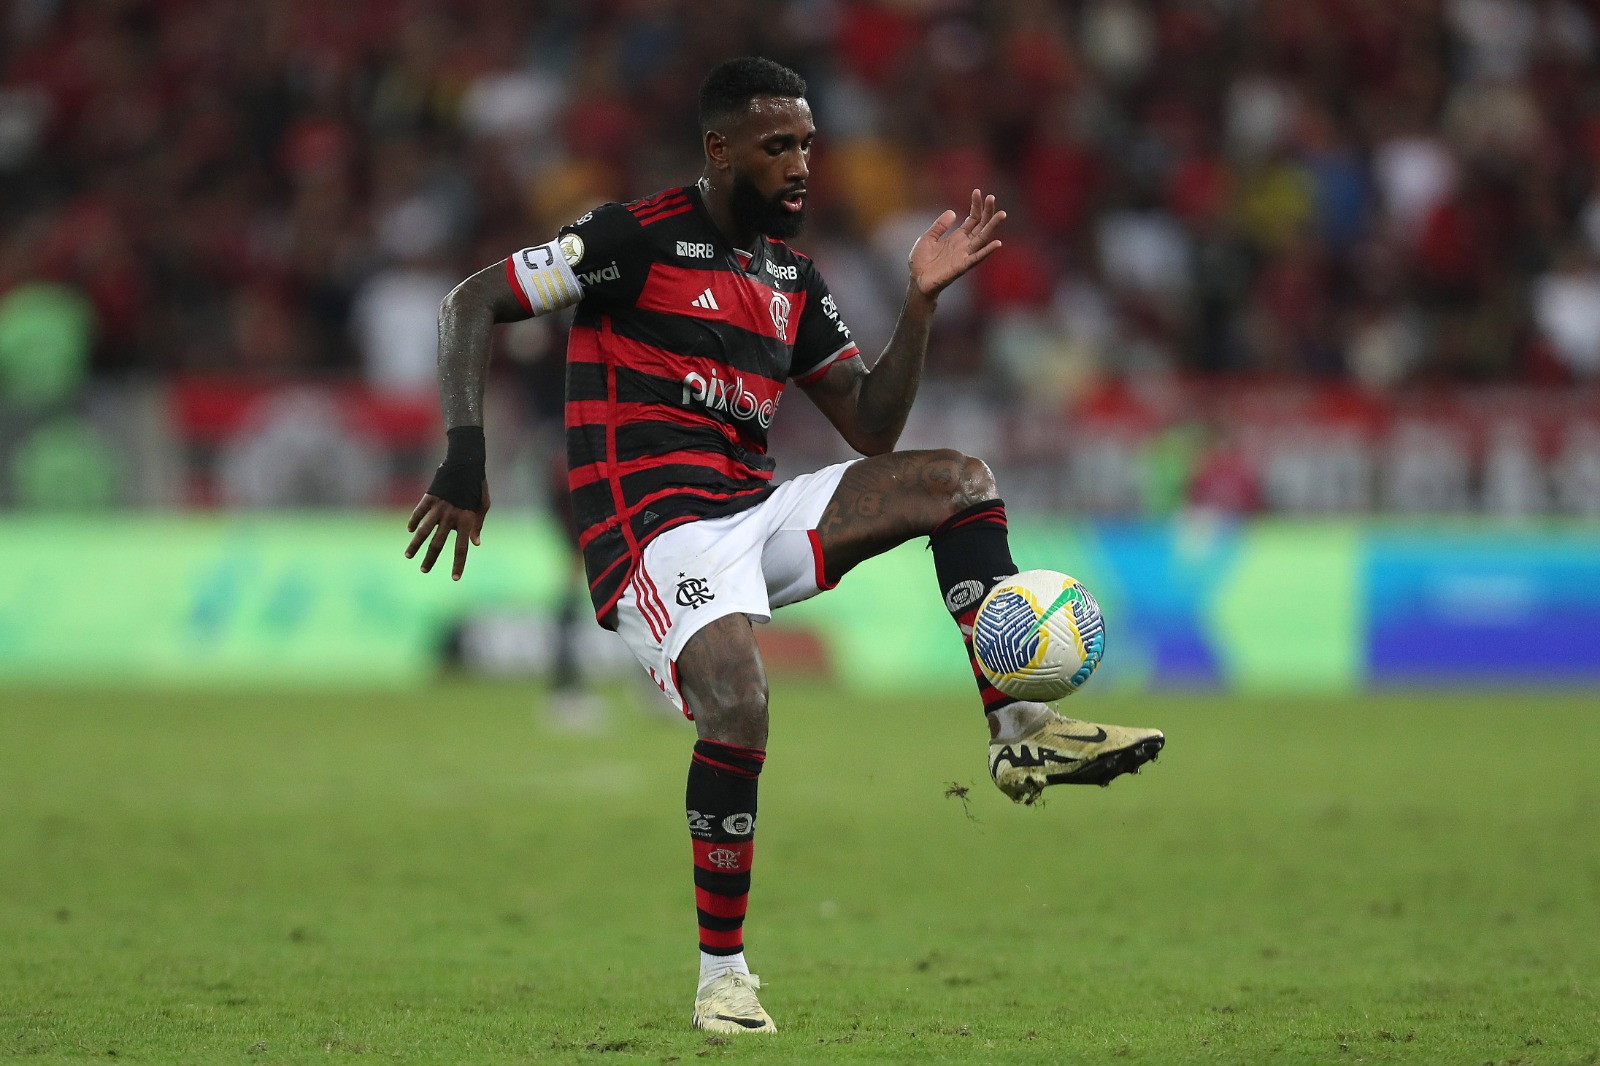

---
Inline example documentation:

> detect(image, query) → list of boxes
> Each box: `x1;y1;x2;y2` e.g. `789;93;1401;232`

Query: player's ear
704;129;731;171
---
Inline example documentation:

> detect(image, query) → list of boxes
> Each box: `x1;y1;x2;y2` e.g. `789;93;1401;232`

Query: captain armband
505;237;584;316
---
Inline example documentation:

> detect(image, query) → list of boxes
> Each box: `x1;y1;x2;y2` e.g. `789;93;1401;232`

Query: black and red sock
929;499;1019;715
687;740;763;957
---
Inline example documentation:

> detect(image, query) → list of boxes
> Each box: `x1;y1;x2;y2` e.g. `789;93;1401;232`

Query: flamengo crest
676;575;715;608
769;292;791;342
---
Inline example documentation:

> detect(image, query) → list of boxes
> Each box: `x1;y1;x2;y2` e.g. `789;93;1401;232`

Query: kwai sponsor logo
579;261;621;285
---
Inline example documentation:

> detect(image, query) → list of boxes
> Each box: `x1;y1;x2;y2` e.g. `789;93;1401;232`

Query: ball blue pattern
972;590;1041;677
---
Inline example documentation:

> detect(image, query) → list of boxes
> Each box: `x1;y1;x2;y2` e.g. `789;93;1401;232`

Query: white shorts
614;460;857;716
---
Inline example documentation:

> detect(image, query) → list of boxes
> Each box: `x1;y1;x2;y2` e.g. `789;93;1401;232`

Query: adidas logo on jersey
691;288;720;311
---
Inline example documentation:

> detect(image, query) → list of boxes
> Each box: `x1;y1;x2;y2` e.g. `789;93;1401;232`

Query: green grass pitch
3;681;1598;1064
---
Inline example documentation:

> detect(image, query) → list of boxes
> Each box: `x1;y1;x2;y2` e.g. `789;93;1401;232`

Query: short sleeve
555;202;648;308
788;261;861;383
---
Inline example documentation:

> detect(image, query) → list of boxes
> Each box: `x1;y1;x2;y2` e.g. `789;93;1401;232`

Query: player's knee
709;667;768;717
687;659;769;744
927;449;998;513
958;453;999;505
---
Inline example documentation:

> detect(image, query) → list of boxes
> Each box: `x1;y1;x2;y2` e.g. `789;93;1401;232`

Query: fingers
405;502;439;558
959;190;982;227
452;519;472;580
407;498;480;578
966;239;1004;268
927;192;1004;248
972;207;1007;246
407;495;433;533
955;191;1002;244
923;208;958;243
965;190;994;225
421;519;451;574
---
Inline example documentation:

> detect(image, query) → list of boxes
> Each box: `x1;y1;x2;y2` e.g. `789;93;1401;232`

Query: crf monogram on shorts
676;576;715;608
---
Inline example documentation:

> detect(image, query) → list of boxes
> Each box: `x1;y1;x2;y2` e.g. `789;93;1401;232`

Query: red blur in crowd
3;0;1600;395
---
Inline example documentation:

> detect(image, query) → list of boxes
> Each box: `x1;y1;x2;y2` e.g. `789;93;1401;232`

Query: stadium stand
2;0;1599;514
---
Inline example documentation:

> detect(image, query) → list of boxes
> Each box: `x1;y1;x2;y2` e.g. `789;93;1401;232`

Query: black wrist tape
427;426;486;510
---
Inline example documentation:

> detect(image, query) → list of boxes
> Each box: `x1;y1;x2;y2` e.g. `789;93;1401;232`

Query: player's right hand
405;481;490;581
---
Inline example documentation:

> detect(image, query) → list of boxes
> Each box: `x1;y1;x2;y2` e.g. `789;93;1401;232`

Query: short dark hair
698;57;807;132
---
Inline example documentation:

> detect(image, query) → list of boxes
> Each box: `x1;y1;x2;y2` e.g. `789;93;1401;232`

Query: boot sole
1044;734;1165;788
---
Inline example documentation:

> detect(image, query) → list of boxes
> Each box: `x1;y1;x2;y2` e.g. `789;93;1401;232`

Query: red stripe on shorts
631;569;664;642
641;566;672;635
807;529;838;591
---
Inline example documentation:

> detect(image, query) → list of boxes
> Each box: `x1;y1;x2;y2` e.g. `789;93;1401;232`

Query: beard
729;171;807;240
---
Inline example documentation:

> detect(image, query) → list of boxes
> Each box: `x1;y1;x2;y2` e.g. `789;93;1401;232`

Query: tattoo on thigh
815;451;967;575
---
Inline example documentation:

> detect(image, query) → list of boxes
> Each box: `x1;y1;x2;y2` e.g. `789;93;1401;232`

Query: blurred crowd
5;0;1600;397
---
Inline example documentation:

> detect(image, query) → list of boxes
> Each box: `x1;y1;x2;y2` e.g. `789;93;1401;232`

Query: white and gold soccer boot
692;972;776;1034
988;703;1164;805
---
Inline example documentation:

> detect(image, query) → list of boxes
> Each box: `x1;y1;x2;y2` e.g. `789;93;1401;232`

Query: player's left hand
908;189;1006;300
405;481;490;581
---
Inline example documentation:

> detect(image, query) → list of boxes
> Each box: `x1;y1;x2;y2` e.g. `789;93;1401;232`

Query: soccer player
406;57;1164;1034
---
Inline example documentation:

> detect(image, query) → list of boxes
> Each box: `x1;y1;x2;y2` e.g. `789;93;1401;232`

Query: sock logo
721;812;755;835
944;579;986;613
687;810;714;834
706;848;743;870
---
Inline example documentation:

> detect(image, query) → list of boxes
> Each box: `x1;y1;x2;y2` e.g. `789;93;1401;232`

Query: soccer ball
971;570;1105;702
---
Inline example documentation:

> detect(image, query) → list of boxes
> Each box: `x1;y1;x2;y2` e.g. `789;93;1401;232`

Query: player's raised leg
676;614;777;1034
813;449;1164;804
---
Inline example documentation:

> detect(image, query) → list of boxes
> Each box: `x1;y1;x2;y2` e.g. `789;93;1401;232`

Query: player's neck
697;175;758;254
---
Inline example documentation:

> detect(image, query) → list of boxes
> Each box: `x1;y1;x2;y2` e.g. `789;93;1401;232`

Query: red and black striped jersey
508;185;860;624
